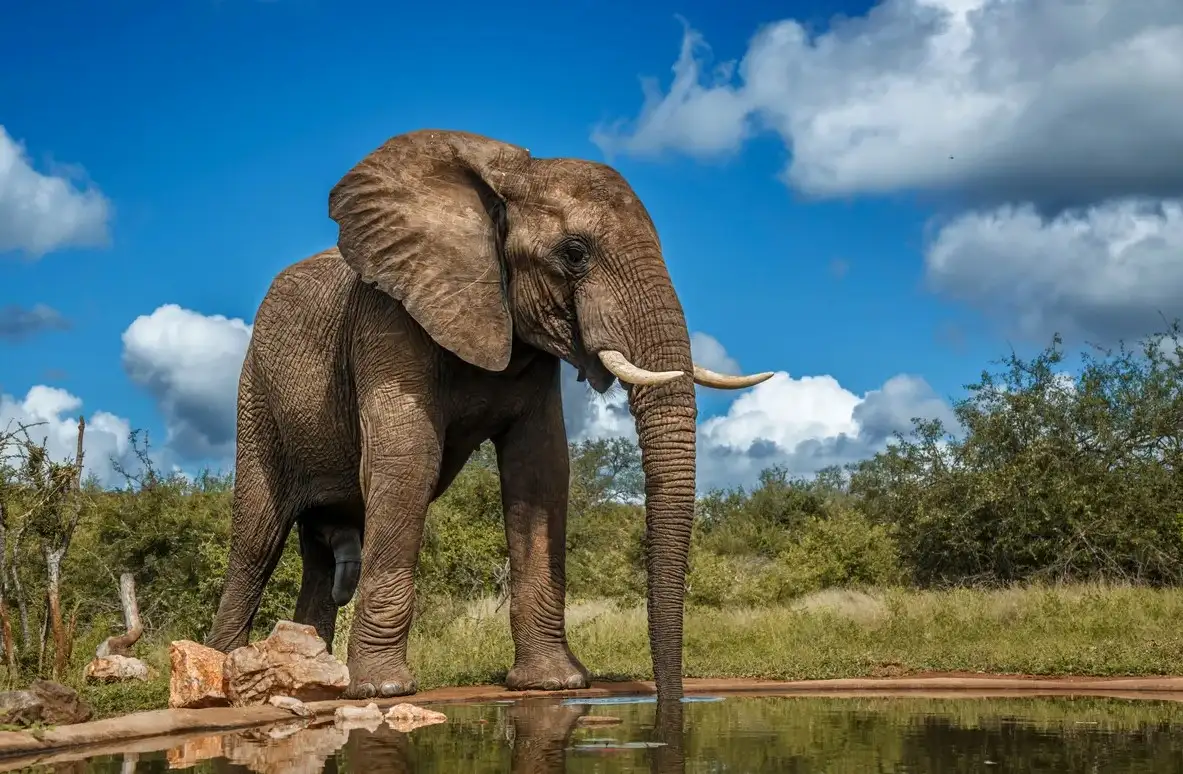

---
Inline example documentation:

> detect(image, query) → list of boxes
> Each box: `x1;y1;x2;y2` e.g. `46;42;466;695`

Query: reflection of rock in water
170;697;684;774
166;733;226;769
225;721;350;774
343;701;586;774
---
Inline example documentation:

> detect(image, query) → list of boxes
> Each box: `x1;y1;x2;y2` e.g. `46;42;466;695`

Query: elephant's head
328;129;770;700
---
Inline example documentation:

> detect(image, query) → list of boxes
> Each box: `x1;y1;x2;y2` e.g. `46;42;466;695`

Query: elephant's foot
344;662;418;699
505;651;591;692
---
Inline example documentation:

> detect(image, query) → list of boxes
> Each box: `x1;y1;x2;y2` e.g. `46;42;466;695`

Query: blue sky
2;0;1181;489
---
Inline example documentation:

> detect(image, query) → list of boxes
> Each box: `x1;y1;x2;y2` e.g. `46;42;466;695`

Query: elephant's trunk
618;272;697;702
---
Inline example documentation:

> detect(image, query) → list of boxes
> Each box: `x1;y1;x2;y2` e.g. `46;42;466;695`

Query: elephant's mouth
576;359;617;394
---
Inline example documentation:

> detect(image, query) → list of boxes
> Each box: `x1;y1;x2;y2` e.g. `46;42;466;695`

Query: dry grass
75;582;1183;716
401;582;1183;688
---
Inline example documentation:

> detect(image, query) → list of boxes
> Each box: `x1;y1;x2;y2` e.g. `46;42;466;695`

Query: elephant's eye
560;238;590;270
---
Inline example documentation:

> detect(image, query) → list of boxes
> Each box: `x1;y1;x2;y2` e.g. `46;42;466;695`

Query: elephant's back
242;249;362;500
249;248;354;383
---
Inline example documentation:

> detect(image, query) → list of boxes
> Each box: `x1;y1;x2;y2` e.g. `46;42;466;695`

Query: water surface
47;694;1183;773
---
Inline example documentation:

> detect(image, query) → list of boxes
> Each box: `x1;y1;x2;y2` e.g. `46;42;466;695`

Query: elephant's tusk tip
692;365;776;390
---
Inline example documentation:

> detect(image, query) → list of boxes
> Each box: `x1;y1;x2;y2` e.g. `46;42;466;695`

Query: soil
410;674;1183;705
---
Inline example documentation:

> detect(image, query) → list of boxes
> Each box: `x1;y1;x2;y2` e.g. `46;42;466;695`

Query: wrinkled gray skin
204;129;769;701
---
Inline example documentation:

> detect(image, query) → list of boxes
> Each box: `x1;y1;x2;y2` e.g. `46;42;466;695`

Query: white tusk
692;364;775;389
597;350;684;386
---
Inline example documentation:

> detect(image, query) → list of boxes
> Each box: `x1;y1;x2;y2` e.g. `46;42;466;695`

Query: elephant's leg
206;405;297;652
507;702;587;773
293;517;340;652
495;376;590;691
344;394;441;700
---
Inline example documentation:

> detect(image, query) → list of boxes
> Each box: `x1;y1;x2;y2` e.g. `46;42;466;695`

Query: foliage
0;323;1180;708
850;325;1183;586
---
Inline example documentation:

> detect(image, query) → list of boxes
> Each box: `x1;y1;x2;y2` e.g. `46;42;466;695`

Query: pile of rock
0;618;447;739
170;620;350;709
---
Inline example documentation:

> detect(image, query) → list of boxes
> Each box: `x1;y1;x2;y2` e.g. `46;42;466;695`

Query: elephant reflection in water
345;700;686;774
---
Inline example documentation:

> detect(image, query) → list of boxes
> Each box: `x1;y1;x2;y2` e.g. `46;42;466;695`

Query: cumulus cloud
0;304;70;341
560;332;953;490
121;304;252;463
595;1;1183;206
0;386;132;486
697;371;955;490
927;198;1183;342
0;126;111;256
690;331;741;376
561;364;635;443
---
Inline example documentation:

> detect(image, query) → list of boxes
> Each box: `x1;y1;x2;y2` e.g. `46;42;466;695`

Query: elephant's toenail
379;682;402;697
355;682;376;699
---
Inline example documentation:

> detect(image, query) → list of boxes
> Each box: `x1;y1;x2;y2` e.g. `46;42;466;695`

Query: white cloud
699;373;858;452
595;1;1183;205
697;371;955;491
562;333;954;490
561;364;636;443
690;331;741;376
121;304;252;463
927;198;1183;341
0;386;133;486
0;126;111;256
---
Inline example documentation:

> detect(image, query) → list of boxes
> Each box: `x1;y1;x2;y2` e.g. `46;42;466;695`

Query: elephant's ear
329;130;528;372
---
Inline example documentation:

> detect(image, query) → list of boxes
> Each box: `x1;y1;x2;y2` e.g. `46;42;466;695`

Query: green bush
688;503;902;608
851;326;1183;586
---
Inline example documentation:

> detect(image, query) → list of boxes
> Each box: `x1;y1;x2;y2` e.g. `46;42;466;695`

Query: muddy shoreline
3;674;1183;770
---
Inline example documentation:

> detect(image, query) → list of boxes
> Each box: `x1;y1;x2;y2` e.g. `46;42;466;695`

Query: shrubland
1;325;1180;714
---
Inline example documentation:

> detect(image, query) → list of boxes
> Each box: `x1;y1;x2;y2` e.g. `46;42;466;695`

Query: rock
83;655;154;684
169;640;229;709
384;702;447;733
32;680;92;725
0;690;42;727
335;703;384;732
224;620;349;706
268;695;312;717
0;680;92;727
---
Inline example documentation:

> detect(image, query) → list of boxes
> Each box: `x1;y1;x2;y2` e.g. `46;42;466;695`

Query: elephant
203;128;772;702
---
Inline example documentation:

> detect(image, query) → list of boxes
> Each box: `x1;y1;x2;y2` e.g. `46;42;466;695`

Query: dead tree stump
96;573;143;658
